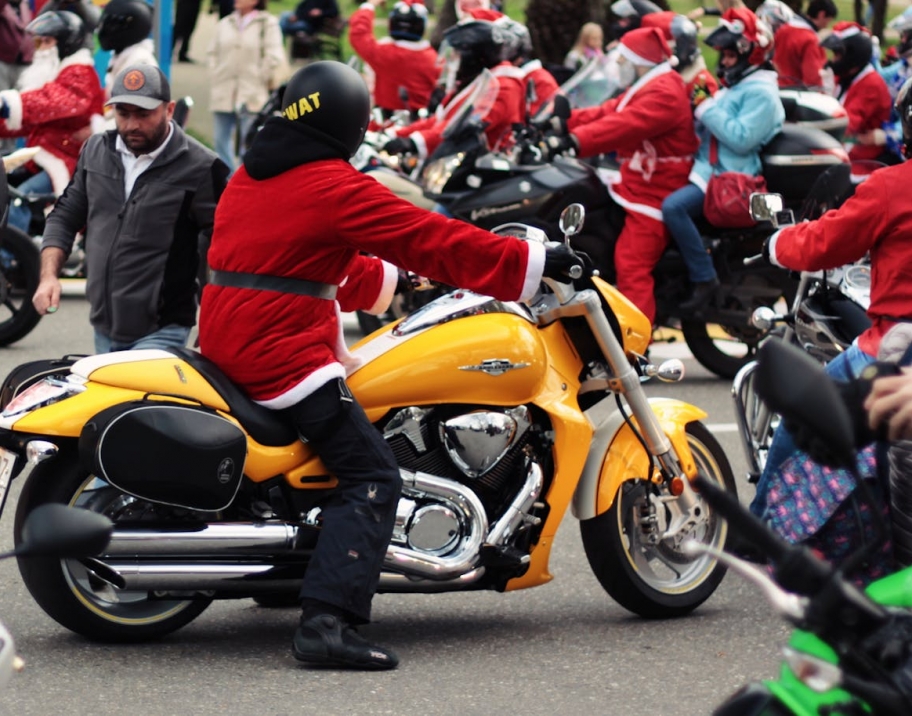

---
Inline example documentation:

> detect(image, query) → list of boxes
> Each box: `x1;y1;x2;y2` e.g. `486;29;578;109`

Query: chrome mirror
749;193;784;222
558;204;585;243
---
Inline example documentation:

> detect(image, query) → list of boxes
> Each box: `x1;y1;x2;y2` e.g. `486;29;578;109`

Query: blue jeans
212;109;256;174
8;170;52;234
94;324;192;354
661;182;717;283
279;12;314;36
749;342;876;518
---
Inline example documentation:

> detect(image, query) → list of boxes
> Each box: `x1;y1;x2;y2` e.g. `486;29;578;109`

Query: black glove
383;137;417;155
761;237;773;264
0;99;8;120
396;269;414;294
543;243;584;281
533;114;568;136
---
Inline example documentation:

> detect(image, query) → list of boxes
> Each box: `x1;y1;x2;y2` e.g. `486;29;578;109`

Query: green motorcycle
696;340;912;716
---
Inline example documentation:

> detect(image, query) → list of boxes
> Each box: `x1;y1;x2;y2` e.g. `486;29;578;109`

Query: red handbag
702;136;767;229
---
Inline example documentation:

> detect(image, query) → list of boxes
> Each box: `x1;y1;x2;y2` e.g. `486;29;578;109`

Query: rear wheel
15;454;212;642
0;226;41;346
681;320;761;380
580;422;736;618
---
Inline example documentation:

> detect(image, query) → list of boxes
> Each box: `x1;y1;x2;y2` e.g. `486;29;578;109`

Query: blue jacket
689;69;785;190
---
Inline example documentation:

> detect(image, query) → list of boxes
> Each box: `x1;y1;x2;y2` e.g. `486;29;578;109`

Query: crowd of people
6;0;912;676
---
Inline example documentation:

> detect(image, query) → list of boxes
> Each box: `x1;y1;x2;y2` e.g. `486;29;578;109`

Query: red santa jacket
568;64;698;222
768;161;912;357
521;60;559;117
774;20;827;89
200;146;544;406
837;65;893;161
0;49;104;193
349;5;440;113
399;62;526;158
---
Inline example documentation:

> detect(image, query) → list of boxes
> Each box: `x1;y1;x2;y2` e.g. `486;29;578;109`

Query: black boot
680;277;720;313
292;614;399;670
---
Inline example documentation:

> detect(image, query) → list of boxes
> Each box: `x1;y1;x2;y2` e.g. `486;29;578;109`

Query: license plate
0;447;16;517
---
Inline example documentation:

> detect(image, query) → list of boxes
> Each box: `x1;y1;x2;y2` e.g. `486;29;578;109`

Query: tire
0;226;42;346
356;310;385;336
580;422;736;618
681;320;761;380
14;453;212;642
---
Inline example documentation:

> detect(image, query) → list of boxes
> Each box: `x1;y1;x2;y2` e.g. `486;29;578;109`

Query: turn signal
669;477;685;496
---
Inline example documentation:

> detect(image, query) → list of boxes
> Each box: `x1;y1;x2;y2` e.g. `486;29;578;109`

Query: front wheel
580;422;736;618
0;226;41;346
15;453;212;642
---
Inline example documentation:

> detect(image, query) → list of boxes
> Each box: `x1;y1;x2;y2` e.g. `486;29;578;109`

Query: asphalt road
0;295;791;716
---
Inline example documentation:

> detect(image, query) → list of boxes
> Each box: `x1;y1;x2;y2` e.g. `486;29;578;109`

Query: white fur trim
492;63;526;80
520;240;546;301
410;130;428;159
0;89;22;130
59;48;94;69
366;261;399;314
32;148;71;195
358;2;374;9
393;39;431;50
254;362;347;409
617;62;672;112
521;59;543;74
767;228;785;267
607;183;663;222
617;43;658;68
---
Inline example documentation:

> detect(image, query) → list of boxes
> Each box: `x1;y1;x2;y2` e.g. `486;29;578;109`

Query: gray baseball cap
106;64;171;110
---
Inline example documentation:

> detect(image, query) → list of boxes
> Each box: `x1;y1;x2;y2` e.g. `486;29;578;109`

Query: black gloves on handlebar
383;137;417;156
543;243;585;281
541;132;578;161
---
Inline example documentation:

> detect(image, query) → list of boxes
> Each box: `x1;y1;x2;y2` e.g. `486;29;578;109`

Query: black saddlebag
0;355;86;410
79;401;247;512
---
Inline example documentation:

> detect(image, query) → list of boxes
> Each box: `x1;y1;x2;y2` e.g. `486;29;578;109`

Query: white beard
617;60;637;90
16;47;61;92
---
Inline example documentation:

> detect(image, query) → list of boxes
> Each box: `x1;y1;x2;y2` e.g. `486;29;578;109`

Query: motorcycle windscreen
440;69;500;142
533;51;623;122
79;402;247;512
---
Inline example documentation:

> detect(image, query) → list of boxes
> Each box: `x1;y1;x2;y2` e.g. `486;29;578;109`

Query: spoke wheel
580;422;736;618
15;453;211;642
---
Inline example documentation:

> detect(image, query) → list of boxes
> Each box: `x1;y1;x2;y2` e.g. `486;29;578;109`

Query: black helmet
97;0;153;53
889;8;912;57
26;10;86;59
670;14;699;67
280;61;370;158
442;20;509;85
495;17;532;62
896;76;912;158
388;1;427;42
609;0;661;40
704;9;772;87
821;22;872;79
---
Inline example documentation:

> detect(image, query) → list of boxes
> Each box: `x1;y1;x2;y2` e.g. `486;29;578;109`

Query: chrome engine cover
439;406;531;478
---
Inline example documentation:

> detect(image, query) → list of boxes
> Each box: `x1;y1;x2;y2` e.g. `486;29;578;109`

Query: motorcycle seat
166;347;298;447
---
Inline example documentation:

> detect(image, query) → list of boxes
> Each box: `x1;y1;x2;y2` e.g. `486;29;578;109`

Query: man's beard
16;47;61;92
121;118;170;155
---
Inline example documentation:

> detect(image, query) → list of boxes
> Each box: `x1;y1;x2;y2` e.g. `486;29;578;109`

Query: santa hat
463;7;503;21
618;26;675;67
828;20;868;40
640;11;675;40
456;0;491;20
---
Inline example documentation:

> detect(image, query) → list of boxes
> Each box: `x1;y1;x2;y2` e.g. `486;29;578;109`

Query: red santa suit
398;62;525;158
774;18;827;89
520;60;559;117
349;4;440;113
0;47;104;194
836;64;893;161
567;28;698;323
767;160;912;357
200;116;545;406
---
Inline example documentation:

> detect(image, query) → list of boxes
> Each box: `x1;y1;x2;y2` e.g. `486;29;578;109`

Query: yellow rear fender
571;398;707;520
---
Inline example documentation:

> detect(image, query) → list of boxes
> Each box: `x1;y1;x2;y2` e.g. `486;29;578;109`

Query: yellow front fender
571;398;707;520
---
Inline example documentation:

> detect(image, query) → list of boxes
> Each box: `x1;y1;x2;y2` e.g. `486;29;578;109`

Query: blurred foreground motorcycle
0;205;736;641
697;339;912;716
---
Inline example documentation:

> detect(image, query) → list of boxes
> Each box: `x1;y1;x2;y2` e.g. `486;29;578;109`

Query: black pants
283;378;402;624
173;0;202;59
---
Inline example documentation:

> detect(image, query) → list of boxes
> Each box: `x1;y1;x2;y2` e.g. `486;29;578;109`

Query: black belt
209;270;338;300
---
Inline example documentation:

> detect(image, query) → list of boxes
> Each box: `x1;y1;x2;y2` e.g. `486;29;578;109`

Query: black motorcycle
413;82;848;379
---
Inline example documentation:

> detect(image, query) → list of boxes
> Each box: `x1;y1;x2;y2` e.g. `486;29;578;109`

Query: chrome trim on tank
392;291;534;336
440;406;531;478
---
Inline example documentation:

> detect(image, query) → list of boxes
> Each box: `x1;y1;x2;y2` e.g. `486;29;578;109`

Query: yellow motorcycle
0;205;736;642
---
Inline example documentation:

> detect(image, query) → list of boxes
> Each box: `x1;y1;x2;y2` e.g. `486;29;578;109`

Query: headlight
782;646;843;692
2;377;86;418
422;153;465;195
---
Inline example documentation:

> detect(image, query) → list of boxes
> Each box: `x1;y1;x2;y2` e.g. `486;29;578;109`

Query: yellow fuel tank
348;311;549;415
